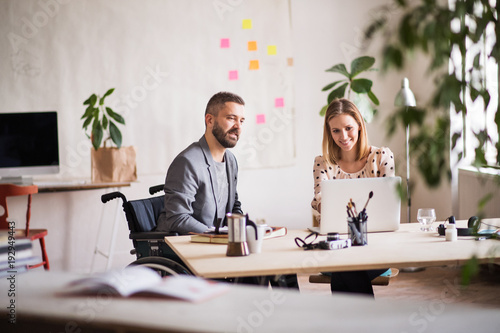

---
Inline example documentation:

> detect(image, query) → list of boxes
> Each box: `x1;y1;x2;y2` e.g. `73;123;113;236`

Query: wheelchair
101;184;192;277
101;185;299;288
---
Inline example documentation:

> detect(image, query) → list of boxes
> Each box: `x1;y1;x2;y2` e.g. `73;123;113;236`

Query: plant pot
91;146;137;183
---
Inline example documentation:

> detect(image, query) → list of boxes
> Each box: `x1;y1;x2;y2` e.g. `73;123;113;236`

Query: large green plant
364;0;500;284
320;56;380;122
364;0;499;187
82;88;125;150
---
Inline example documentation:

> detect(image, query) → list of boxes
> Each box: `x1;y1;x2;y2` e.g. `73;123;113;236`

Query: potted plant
320;55;380;123
364;0;500;283
82;88;137;183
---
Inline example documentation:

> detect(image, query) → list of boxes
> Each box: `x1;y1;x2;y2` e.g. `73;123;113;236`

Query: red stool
0;184;50;270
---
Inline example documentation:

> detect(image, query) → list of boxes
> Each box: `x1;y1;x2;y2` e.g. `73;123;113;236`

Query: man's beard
212;120;239;148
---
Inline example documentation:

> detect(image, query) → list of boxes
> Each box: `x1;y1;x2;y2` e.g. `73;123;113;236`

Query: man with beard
156;91;245;234
156;92;299;289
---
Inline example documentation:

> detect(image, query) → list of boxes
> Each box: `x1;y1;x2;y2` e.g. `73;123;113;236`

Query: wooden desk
34;179;132;271
165;221;500;279
1;271;499;332
35;180;131;193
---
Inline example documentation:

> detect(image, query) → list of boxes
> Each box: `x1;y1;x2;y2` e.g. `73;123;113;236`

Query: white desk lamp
394;78;416;223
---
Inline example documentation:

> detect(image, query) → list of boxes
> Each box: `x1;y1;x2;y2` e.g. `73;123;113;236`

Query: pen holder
347;217;367;246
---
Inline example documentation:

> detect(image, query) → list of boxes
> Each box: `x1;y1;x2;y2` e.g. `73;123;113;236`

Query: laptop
311;177;402;234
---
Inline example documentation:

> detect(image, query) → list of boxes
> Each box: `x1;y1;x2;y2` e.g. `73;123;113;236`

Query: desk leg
105;201;122;270
90;188;122;273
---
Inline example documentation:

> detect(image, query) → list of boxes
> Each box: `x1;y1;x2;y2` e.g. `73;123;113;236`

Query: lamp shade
394;78;416;107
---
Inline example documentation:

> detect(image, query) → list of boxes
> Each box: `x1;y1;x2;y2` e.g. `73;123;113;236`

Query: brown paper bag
91;146;137;183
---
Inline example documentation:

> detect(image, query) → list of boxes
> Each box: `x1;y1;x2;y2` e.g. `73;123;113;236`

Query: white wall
2;0;452;273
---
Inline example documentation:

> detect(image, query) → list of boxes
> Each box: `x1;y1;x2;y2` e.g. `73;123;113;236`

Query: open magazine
60;266;230;302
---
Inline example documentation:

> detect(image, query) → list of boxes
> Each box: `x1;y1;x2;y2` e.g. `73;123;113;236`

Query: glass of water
417;208;436;232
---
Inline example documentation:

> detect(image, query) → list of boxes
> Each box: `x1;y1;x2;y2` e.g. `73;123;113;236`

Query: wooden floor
297;264;500;309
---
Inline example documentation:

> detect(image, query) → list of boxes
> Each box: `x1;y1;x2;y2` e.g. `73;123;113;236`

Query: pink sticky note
220;38;230;48
256;114;266;124
229;70;238;80
275;97;284;107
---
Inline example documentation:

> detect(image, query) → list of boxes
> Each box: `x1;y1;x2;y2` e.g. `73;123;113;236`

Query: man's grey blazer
156;135;242;234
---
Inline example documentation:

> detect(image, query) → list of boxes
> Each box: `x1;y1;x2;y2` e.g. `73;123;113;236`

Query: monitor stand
0;176;34;185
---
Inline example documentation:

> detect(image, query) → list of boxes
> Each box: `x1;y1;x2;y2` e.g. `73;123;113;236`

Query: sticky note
242;19;252;29
249;60;259;70
229;70;238;80
256;114;266;124
220;38;230;48
287;57;294;66
267;45;277;55
248;41;257;51
275;98;284;108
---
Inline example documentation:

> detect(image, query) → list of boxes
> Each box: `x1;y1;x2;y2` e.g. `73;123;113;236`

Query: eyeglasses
294;232;319;250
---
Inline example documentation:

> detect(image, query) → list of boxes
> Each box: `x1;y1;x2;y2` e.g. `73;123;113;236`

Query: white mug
246;224;272;254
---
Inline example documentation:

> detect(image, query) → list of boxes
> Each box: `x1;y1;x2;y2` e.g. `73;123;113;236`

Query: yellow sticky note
242;19;252;29
267;45;277;55
248;41;257;51
249;60;259;70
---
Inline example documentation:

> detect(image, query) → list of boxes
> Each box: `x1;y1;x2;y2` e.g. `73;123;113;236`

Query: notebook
313;177;402;234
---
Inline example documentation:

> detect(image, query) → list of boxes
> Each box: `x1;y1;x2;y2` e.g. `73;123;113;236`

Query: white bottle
445;220;458;241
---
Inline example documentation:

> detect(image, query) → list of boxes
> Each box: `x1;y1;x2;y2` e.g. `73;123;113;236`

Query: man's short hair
205;91;245;117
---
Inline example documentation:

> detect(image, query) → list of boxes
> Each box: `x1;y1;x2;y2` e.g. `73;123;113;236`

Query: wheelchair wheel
128;257;192;277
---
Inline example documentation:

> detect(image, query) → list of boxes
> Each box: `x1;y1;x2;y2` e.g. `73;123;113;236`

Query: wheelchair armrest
129;231;178;240
149;184;164;195
102;191;127;204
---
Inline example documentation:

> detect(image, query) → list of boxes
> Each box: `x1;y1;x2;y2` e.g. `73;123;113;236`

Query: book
190;226;287;244
1;238;34;262
60;266;230;302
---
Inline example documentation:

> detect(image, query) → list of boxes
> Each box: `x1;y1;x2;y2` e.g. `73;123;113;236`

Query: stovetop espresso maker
226;213;257;256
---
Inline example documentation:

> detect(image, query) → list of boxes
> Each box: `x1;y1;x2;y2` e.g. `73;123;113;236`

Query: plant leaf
100;88;115;105
451;132;462;149
327;82;349;104
106;107;125;124
322;80;345;92
351;79;373;94
461;256;479;286
82;115;93;129
81;105;94;120
367;90;380;105
319;105;328;116
91;121;103;150
326;63;350;78
102;115;108;130
109;121;122;148
350;56;375;78
89;94;97;107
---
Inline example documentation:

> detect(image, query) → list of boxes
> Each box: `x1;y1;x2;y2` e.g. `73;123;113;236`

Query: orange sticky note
256;114;266;124
229;70;238;80
248;41;257;51
249;60;259;70
267;45;277;55
287;57;294;66
242;19;252;29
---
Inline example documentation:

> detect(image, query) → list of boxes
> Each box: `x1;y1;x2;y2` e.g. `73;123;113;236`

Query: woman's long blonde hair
322;98;370;166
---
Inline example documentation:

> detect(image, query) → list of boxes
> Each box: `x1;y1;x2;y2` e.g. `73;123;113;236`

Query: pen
362;191;374;211
350;198;358;217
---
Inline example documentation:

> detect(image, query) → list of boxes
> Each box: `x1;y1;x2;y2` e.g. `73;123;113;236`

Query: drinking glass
417;208;436;232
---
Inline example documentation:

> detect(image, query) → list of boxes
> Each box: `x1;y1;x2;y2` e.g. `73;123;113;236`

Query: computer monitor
0;111;60;184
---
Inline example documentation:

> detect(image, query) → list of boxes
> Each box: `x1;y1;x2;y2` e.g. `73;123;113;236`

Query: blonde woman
311;98;395;296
